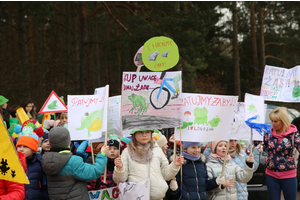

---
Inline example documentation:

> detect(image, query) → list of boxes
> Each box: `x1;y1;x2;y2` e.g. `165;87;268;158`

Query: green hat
0;95;8;105
130;129;155;135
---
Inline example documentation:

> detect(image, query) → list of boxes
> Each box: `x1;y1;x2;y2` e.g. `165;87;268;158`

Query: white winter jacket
206;155;254;200
113;142;180;200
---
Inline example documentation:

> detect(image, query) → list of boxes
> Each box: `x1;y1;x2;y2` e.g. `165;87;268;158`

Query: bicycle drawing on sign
150;72;181;109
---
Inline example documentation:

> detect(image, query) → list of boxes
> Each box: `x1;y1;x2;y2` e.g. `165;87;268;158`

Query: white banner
175;93;238;142
68;85;108;140
260;65;300;102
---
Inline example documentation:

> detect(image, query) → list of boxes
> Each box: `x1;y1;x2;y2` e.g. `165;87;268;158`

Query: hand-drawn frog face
194;107;208;118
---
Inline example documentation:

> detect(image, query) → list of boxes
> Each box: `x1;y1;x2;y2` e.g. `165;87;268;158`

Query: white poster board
244;93;265;123
68;85;108;140
261;65;300;102
230;102;264;141
174;93;238;142
122;71;182;130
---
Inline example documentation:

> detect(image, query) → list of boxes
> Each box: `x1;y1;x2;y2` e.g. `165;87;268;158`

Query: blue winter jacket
203;146;260;200
25;153;49;200
168;154;219;200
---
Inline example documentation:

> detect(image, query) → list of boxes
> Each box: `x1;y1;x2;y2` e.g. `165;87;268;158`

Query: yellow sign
0;118;29;184
16;107;30;125
142;36;179;71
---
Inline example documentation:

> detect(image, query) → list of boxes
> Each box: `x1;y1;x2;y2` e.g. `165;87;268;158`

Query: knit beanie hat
41;132;49;145
212;140;227;153
0;95;8;105
107;139;122;153
22;120;44;137
152;131;168;148
16;127;39;152
182;141;201;149
49;127;71;149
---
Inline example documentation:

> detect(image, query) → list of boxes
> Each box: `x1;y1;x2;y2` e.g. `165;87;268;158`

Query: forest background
1;1;300;110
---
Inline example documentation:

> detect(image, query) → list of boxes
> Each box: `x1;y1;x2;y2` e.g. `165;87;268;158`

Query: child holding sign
113;129;184;200
42;127;109;200
206;140;254;200
168;141;226;200
87;138;122;190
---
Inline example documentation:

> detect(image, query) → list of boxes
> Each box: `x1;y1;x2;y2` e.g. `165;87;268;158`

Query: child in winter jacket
113;129;184;200
0;151;26;200
204;139;261;200
87;138;122;190
168;141;226;200
42;127;109;200
16;128;49;200
205;140;254;200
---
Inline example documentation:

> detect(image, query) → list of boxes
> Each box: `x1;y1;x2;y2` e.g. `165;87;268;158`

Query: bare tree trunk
79;1;87;94
71;2;80;94
18;2;31;99
258;6;265;83
250;2;259;94
94;2;101;87
232;2;241;99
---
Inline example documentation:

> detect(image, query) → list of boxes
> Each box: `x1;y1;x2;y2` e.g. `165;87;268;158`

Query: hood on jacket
42;152;72;175
17;151;27;171
271;124;297;139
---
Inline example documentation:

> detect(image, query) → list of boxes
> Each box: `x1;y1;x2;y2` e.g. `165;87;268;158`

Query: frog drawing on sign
128;94;149;115
194;107;208;125
48;100;57;109
148;51;159;61
208;116;221;127
76;109;103;137
161;50;169;58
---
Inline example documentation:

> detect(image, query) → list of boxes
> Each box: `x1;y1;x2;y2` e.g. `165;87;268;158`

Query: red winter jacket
0;151;27;200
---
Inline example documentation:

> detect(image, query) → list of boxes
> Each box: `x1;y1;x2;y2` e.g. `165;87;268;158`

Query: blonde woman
263;107;300;200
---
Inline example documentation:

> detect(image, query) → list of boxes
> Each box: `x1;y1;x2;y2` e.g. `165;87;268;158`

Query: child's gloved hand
216;175;225;185
170;179;178;191
256;143;263;152
100;143;109;155
114;156;123;168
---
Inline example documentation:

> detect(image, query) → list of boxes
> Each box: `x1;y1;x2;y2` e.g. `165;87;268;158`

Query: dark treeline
1;2;300;110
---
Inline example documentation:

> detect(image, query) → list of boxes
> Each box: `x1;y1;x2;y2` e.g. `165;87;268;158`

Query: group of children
1;95;264;200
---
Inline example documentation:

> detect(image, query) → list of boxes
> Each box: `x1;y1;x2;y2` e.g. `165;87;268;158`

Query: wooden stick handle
219;140;230;188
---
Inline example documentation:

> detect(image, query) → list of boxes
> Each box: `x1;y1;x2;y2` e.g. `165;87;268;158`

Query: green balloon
142;36;179;71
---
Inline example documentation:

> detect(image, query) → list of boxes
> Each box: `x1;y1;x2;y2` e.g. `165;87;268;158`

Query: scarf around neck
182;151;200;161
128;141;153;164
228;148;236;158
210;152;231;161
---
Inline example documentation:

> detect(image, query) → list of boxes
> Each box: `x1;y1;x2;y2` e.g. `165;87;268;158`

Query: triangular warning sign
39;91;68;114
0;117;29;184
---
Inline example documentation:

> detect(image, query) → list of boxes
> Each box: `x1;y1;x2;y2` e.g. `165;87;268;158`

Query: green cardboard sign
142;36;179;71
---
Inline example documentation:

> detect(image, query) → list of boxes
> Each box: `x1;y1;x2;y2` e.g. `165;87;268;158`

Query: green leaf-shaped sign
142;36;179;71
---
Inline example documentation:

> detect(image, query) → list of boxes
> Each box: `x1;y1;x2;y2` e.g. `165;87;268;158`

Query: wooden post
180;127;183;189
219;140;230;188
173;139;177;181
103;85;110;183
91;143;95;164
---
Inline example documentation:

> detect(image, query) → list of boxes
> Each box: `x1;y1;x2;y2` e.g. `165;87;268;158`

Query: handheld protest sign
39;91;67;114
142;36;179;71
16;107;30;125
0;116;29;184
134;46;144;72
